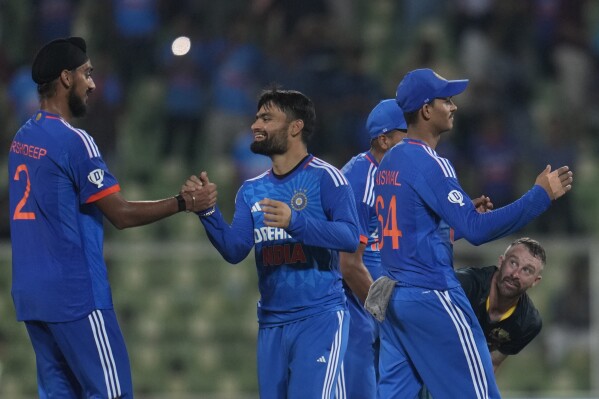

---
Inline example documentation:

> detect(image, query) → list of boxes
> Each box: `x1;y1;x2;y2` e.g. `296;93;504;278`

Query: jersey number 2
375;195;402;249
13;164;36;220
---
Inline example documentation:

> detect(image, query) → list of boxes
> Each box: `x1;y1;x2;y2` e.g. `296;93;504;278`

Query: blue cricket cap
366;99;407;140
395;68;469;113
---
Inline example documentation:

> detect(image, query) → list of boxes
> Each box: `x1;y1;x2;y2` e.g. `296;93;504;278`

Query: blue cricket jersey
200;155;360;326
8;111;120;322
375;138;551;290
341;151;382;280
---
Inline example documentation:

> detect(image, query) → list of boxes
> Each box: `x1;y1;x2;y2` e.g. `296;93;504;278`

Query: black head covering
31;37;88;84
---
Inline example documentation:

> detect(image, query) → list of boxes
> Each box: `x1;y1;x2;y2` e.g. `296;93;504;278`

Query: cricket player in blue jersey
336;99;407;398
8;37;216;398
185;88;360;399
372;68;573;399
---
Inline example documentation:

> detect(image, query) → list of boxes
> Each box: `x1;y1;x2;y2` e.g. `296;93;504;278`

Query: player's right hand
472;195;493;213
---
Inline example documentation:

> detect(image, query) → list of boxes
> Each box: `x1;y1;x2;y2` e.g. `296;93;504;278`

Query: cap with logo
395;68;469;113
366;99;407;140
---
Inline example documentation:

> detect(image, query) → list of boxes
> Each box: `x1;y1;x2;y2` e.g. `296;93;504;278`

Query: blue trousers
25;309;133;399
336;290;377;398
258;309;349;399
378;285;500;399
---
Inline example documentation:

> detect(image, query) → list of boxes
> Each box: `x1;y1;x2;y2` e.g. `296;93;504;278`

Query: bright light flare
171;36;191;56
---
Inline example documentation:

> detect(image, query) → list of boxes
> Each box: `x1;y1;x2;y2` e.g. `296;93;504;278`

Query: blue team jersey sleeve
411;148;551;246
287;167;359;252
199;185;255;264
341;153;375;245
62;125;120;203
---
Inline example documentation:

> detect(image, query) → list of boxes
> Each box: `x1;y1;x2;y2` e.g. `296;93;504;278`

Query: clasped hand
180;171;218;212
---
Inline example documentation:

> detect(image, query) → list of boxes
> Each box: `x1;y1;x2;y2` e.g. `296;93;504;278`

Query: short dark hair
37;79;59;99
507;237;546;266
403;110;419;126
257;88;316;144
403;97;440;126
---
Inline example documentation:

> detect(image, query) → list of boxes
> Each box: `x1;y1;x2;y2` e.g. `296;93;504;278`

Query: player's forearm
287;211;359;252
456;186;550;246
340;249;373;304
199;206;253;264
97;194;183;229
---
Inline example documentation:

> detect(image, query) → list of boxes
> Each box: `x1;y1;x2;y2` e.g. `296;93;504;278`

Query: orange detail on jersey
10;140;48;159
86;184;121;203
12;164;36;220
375;194;403;250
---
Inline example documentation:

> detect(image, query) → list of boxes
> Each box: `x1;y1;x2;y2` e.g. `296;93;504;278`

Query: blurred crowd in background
0;1;598;396
1;0;599;236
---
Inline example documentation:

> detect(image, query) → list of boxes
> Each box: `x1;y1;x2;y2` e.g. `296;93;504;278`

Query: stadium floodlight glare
171;36;191;56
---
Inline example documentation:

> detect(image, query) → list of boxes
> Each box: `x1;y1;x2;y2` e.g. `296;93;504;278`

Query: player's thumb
199;171;211;185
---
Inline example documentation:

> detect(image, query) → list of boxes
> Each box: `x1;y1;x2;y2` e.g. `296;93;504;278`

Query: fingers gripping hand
472;195;493;213
260;198;291;228
181;175;203;193
199;171;211;186
180;172;218;212
192;171;218;212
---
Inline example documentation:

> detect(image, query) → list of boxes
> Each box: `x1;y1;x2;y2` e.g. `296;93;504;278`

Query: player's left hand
260;198;291;228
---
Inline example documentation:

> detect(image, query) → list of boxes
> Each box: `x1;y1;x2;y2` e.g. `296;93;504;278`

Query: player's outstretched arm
96;172;217;229
191;173;254;264
96;191;194;229
534;165;573;200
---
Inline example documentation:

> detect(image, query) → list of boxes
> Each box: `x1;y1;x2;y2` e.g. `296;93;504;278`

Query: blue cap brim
437;79;469;98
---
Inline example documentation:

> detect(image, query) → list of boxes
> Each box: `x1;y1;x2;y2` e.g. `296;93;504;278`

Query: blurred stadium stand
1;237;598;398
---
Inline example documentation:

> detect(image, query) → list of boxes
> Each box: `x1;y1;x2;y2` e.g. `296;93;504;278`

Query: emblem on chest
291;189;308;211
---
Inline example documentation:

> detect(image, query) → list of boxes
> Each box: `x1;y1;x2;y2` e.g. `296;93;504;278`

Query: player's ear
422;103;433;120
290;119;303;137
532;274;542;287
378;135;390;150
59;69;72;88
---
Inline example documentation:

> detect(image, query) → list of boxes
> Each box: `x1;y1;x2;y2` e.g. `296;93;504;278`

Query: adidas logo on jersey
316;356;326;363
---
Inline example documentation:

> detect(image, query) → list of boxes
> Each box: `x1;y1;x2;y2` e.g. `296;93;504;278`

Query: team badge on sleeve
88;169;105;188
291;190;308;211
447;190;464;206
